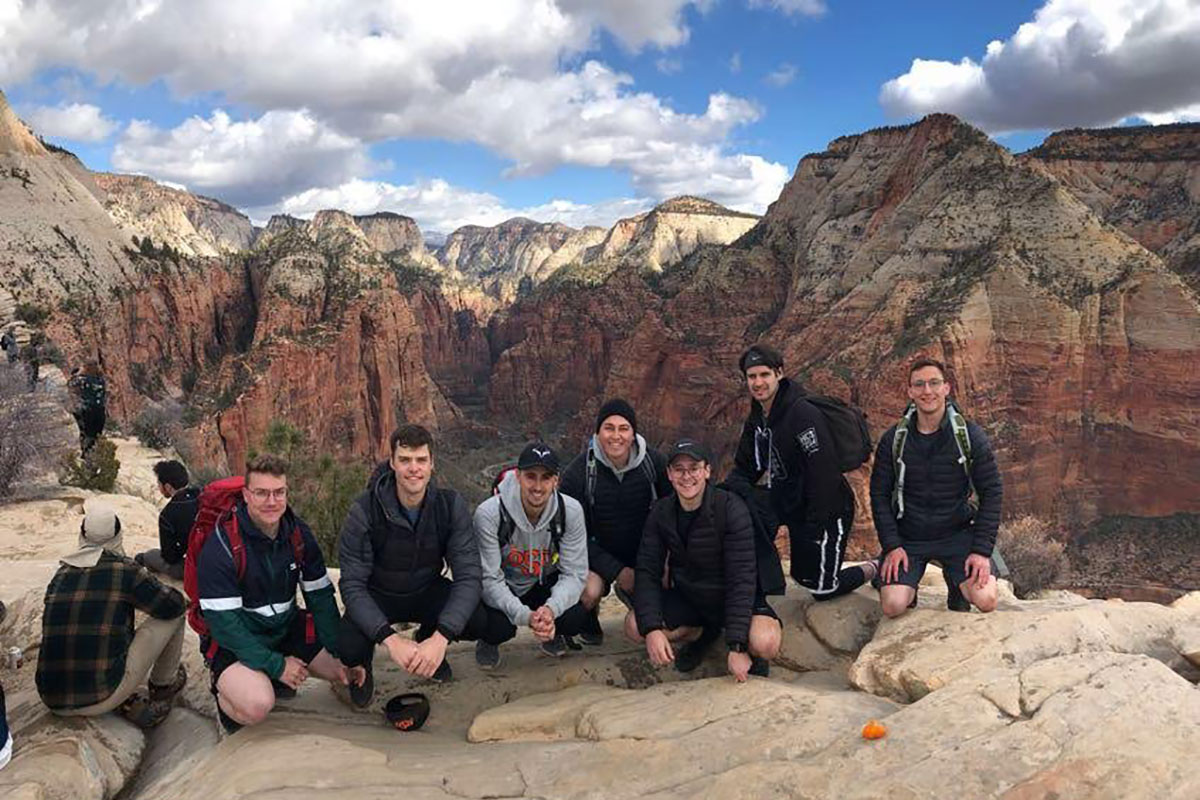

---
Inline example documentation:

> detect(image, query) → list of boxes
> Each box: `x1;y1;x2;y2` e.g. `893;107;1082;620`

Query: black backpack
802;394;872;472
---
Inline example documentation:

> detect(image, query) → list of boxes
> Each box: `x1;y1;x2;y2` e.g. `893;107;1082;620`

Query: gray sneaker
540;635;568;658
475;641;501;670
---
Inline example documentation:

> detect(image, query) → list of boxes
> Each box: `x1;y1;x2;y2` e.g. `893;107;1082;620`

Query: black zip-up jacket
560;443;672;582
869;415;1003;556
634;486;757;648
727;378;848;526
337;464;482;643
159;485;200;565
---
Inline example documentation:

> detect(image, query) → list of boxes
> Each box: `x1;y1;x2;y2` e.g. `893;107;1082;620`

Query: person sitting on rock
726;344;876;602
196;454;363;732
560;398;671;646
474;442;589;668
135;460;200;581
629;439;782;681
869;358;1003;617
35;500;188;729
337;425;486;706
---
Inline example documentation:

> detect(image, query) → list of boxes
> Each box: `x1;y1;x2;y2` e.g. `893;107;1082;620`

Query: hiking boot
429;659;453;684
675;627;720;674
946;581;971;612
148;664;187;703
475;641;501;670
118;693;172;729
578;612;604;646
540;635;568;658
563;635;583;651
749;656;771;678
270;679;297;700
349;663;374;708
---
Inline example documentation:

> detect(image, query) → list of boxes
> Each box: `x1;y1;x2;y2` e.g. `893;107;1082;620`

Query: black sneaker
748;656;770;678
429;659;453;684
540;635;568;658
349;663;374;708
675;627;719;674
578;612;604;646
270;679;297;700
475;641;501;670
216;703;243;735
946;581;971;612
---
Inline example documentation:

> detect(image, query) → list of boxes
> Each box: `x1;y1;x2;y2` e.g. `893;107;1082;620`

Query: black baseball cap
668;439;710;465
517;442;560;474
384;692;430;731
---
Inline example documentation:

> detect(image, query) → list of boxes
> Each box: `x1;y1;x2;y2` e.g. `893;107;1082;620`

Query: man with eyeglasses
728;345;875;603
869;358;1003;617
196;454;363;732
629;440;781;680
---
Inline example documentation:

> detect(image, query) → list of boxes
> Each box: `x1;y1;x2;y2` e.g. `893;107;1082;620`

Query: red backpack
183;477;305;654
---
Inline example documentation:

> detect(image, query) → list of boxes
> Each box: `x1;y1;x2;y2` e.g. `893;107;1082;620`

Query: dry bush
997;515;1067;598
59;436;121;492
131;399;184;451
0;363;61;497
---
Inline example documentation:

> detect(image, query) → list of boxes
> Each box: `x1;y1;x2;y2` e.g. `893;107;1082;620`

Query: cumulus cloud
111;109;373;208
22;102;118;141
261;177;655;234
764;63;798;87
747;0;827;18
880;0;1200;131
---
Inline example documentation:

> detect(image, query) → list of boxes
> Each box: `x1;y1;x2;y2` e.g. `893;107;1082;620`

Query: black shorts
659;588;779;631
204;610;323;688
788;511;853;596
880;537;996;590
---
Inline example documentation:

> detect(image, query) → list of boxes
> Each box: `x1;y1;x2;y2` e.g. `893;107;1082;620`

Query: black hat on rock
384;692;431;731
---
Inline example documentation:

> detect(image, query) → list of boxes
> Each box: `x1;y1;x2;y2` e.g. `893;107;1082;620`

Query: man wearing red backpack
727;345;877;602
195;454;363;733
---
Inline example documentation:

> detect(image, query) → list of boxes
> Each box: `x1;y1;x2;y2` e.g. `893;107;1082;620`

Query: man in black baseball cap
473;442;590;668
628;439;781;681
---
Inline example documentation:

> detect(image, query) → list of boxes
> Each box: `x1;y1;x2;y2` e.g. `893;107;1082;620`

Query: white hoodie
474;471;588;626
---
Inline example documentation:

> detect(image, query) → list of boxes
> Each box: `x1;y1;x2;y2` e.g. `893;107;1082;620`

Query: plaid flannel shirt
36;552;185;711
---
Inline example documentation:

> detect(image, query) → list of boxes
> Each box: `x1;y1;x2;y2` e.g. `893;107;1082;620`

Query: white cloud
764;62;798;87
22;102;118;141
729;51;742;74
747;0;827;18
656;57;683;74
111;109;373;207
880;0;1200;132
262;177;655;234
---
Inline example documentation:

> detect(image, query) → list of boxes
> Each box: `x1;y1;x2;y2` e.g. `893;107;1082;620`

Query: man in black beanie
560;398;671;645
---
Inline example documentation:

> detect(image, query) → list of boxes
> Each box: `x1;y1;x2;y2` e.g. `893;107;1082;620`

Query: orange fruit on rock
861;720;887;740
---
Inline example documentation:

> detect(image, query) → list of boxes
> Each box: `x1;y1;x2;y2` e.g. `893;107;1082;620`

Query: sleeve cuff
435;623;458;642
372;623;394;644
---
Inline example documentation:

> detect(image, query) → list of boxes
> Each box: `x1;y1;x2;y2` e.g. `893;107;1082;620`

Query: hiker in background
21;332;43;391
0;327;18;365
195;454;363;733
134;460;199;581
727;344;875;601
474;442;589;668
67;360;107;453
869;358;1003;617
629;440;780;680
560;398;671;646
35;500;188;729
337;425;486;706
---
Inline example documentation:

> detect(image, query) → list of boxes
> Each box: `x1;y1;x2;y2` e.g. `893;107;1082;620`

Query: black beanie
596;398;637;434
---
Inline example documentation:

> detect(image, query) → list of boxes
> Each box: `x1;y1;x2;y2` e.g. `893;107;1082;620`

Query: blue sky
3;1;1198;233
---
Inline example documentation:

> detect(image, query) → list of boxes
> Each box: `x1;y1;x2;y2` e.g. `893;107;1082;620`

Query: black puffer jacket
634;486;757;648
338;464;482;643
560;442;672;582
869;416;1003;556
727;378;848;526
158;485;200;565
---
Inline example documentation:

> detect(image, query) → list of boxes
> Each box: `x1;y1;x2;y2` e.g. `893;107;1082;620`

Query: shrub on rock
60;436;121;492
997;515;1067;598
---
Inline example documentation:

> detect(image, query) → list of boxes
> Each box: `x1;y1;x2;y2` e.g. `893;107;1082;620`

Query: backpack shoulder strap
550;492;567;552
891;405;916;519
496;499;514;550
584;443;597;508
289;514;306;565
219;510;247;581
946;401;978;508
640;454;659;502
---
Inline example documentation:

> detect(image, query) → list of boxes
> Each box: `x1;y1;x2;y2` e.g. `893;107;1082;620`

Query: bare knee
622;610;643;643
748;617;781;660
222;687;274;725
880;588;914;619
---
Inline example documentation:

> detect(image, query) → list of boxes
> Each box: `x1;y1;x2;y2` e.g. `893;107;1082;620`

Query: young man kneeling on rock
36;500;188;728
196;455;363;732
869;358;1003;617
628;440;782;681
337;425;487;706
474;443;590;669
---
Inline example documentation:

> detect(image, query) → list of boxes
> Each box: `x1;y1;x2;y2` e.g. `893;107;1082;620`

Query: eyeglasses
669;464;706;477
910;379;946;390
247;487;288;501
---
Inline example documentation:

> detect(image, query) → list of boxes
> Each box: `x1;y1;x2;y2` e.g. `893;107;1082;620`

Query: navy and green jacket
197;504;340;679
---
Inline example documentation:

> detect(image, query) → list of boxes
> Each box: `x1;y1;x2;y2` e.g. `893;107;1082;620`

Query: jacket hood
590;433;648;478
755;377;804;423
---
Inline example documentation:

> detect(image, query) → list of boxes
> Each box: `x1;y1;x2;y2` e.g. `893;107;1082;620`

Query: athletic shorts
659;588;779;631
203;610;322;688
880;536;996;590
788;507;853;596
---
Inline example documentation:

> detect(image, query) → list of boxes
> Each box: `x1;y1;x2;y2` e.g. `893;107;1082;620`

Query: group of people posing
29;344;1003;737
